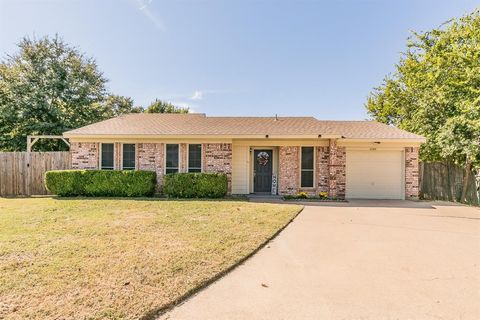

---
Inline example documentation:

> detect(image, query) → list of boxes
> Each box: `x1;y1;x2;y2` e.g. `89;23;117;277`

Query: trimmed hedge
163;173;228;198
45;170;157;197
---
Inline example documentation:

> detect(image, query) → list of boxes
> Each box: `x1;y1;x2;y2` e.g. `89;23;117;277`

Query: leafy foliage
145;99;189;114
366;10;480;169
100;94;143;118
0;35;108;151
0;35;189;151
45;170;157;197
296;191;308;199
163;173;228;198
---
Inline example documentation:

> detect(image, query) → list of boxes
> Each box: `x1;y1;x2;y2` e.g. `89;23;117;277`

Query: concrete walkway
161;200;480;320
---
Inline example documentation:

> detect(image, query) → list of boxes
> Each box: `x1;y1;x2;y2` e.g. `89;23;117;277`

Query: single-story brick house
63;113;425;199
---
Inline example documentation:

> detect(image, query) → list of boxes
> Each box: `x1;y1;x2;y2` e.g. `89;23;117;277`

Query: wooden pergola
26;135;70;152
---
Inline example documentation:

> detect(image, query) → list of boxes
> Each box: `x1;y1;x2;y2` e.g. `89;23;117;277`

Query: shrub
318;191;328;199
45;170;157;197
163;173;228;198
296;191;308;199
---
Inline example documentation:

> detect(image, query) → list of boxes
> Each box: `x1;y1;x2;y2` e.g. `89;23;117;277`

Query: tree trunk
460;161;472;203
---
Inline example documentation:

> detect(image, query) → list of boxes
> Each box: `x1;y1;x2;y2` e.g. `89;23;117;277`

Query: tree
366;10;480;202
0;35;108;151
101;94;143;118
0;35;190;151
145;99;189;114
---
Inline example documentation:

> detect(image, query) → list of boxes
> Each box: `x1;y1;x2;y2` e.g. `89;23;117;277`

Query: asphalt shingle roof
63;113;425;140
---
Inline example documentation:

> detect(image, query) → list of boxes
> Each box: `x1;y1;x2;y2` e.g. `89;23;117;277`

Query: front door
254;150;273;193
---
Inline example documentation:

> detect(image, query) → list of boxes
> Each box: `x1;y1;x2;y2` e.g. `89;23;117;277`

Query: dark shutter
188;144;202;172
101;143;114;170
122;144;136;170
166;144;179;174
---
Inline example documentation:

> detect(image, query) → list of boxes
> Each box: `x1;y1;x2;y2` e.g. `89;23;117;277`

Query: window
122;144;136;170
101;143;114;170
301;147;314;188
165;144;179;174
188;144;202;172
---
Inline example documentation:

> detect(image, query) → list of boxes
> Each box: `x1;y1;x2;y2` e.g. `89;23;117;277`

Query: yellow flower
318;192;328;199
296;191;308;199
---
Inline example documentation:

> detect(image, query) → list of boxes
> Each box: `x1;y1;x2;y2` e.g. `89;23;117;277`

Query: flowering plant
318;192;328;199
296;191;308;199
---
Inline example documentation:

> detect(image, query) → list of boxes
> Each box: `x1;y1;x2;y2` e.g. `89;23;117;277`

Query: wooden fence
420;162;479;205
0;152;71;196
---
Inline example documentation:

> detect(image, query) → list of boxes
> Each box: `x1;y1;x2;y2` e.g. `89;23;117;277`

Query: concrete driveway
161;200;480;320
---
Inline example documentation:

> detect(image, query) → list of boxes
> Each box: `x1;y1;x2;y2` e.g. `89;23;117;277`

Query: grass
0;197;301;320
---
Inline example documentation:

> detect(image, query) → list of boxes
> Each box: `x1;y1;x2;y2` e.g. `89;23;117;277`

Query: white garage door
346;150;404;199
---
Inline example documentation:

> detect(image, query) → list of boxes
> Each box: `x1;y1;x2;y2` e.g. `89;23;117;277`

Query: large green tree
0;35;109;151
101;94;143;118
0;35;190;151
145;99;189;114
366;10;480;201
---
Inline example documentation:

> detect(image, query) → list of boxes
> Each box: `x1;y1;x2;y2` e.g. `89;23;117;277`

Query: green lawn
0;197;301;320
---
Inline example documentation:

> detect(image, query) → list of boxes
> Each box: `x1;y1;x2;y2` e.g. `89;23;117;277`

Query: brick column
180;143;188;173
317;146;329;193
405;147;420;199
71;142;98;169
328;139;346;199
137;143;164;191
203;143;232;194
278;146;300;195
114;142;121;170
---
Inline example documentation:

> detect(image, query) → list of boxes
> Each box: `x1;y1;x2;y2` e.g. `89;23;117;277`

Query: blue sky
0;0;477;119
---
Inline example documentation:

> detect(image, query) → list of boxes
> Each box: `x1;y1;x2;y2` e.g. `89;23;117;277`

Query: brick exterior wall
328;140;346;199
203;143;233;193
278;146;300;195
114;142;121;170
137;143;164;190
71;140;419;199
317;146;329;193
405;147;420;199
278;144;346;197
180;143;188;173
71;142;98;169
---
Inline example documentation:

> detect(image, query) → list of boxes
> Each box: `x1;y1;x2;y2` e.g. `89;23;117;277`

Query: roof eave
63;133;426;143
341;138;426;143
63;133;344;139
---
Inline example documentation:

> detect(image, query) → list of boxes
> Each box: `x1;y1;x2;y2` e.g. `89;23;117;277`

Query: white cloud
190;90;203;101
133;0;166;31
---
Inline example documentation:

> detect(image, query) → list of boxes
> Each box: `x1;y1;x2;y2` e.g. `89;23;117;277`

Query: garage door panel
346;150;404;199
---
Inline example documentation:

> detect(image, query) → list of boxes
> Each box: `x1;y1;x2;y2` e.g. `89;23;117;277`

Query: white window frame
164;143;180;174
187;143;203;173
120;143;136;170
300;146;315;188
100;143;115;170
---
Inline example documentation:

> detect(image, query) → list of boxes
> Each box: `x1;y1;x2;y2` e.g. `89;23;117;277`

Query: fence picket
420;161;479;205
0;152;71;196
